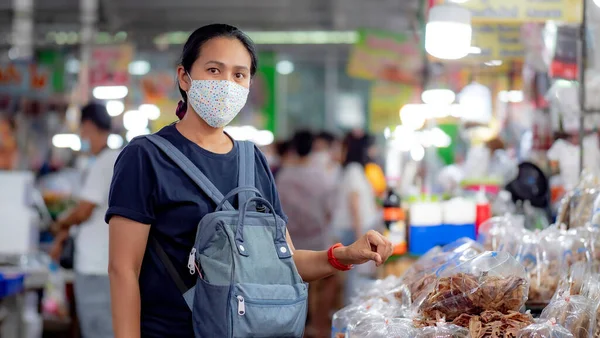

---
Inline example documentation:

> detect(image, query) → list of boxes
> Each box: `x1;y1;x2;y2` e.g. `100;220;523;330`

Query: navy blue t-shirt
105;124;287;338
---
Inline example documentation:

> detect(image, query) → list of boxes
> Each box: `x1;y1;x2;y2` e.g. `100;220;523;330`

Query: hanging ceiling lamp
425;4;472;60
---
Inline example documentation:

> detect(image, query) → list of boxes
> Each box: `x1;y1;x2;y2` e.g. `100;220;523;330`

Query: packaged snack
478;216;526;255
566;173;600;229
346;317;417;338
518;318;575;338
332;300;385;338
540;295;597;338
416;321;470;338
580;275;600;338
418;252;529;322
554;262;592;299
515;228;563;306
451;311;534;337
558;229;592;268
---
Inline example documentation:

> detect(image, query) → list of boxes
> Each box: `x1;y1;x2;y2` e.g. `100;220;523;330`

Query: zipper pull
188;248;197;275
237;295;245;316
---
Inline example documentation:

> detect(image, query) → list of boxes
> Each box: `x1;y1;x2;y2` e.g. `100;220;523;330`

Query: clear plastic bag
515;227;564;306
558;229;593;268
418;251;529;322
554;261;592;300
540;295;597;338
332;299;391;337
415;321;470;338
518;319;575;338
347;318;417;338
566;172;600;229
580;275;600;338
478;216;526;255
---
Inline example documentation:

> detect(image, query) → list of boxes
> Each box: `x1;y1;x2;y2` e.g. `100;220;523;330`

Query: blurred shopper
49;103;119;338
271;139;294;178
277;131;337;337
312;131;342;181
331;131;380;304
106;24;392;338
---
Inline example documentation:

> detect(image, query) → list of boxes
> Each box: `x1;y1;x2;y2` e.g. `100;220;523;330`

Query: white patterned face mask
187;75;249;128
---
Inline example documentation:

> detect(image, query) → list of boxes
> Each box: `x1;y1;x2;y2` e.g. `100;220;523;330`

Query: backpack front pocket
231;282;308;338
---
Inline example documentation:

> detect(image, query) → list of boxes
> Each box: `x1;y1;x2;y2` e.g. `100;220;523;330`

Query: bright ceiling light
400;104;427;130
484;60;503;67
253;130;275;146
52;134;81;151
128;60;151;76
276;60;294;75
595;0;600;7
469;46;482;54
107;134;124;149
92;86;128;100
123;110;149;131
126;128;151;142
410;145;425;161
421;89;456;105
425;5;472;60
106;100;125;117
139;104;161;120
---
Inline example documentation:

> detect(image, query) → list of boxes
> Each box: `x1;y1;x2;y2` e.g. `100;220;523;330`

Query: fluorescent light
253;130;275;146
400;104;427;130
410;145;425;161
52;134;81;151
421;89;456;105
426;5;472;60
139;104;161;120
106;100;125;117
126;128;151;142
469;46;482;54
484;60;503;67
107;134;124;149
123;110;149;131
92;86;128;100
276;60;294;75
128;60;151;76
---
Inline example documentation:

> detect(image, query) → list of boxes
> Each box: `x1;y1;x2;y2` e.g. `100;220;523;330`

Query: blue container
409;224;476;255
0;272;25;299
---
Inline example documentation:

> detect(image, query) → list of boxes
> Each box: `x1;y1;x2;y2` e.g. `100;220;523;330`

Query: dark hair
292;130;314;158
316;131;336;146
176;24;258;119
275;140;292;157
342;132;373;168
80;102;111;131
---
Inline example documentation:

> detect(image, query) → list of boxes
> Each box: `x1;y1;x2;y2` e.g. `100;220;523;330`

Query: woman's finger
360;249;382;265
366;230;390;263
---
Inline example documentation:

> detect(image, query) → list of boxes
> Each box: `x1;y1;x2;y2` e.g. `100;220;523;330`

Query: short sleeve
105;143;157;224
255;145;288;224
547;140;565;161
79;151;117;205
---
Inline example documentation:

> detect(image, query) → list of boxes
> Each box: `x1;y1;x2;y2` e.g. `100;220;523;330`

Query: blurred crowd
266;130;382;337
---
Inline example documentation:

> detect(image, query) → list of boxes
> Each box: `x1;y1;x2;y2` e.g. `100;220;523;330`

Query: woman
106;24;392;338
331;131;381;304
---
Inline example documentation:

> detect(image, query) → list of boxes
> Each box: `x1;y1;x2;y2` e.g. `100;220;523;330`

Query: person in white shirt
50;103;120;338
331;131;380;304
548;133;600;190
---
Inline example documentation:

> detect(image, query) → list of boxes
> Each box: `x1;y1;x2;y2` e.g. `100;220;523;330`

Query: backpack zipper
187;248;196;275
237;295;246;316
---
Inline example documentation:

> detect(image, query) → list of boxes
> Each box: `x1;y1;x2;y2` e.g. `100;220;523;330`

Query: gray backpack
145;134;308;338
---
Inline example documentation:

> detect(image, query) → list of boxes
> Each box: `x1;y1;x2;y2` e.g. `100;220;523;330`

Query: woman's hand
334;230;393;267
49;230;69;262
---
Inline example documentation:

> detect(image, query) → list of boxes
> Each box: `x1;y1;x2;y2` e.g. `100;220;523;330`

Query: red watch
327;243;353;271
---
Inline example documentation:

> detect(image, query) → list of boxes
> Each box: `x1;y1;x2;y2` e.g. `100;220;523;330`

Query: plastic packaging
346;318;416;338
518;319;575;338
331;298;394;337
540;295;597;338
515;227;564;306
553;261;592;299
558;229;592;268
418;251;529;322
477;216;525;255
41;263;68;319
443;311;534;337
415;321;470;338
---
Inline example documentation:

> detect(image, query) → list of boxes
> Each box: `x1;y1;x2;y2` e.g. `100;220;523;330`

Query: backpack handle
235;196;292;259
215;186;263;212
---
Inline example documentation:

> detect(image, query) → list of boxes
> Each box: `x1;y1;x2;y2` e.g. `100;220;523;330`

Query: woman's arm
108;216;150;338
289;230;392;282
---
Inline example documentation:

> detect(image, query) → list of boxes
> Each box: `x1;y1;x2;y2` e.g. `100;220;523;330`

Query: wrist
331;245;353;267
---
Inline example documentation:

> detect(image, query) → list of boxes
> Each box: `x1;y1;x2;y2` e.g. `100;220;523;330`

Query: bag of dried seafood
558;229;593;268
553;262;593;300
518;319;575;338
580;274;600;338
515;227;564;306
567;172;600;229
451;310;534;337
418;251;529;322
331;299;389;338
415;321;470;338
346;317;417;338
540;295;597;338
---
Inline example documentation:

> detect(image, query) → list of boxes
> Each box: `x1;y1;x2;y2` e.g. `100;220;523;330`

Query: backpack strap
145;134;234;211
148;236;188;294
237;141;256;208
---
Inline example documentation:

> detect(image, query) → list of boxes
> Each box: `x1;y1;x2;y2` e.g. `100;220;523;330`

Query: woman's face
177;37;252;93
